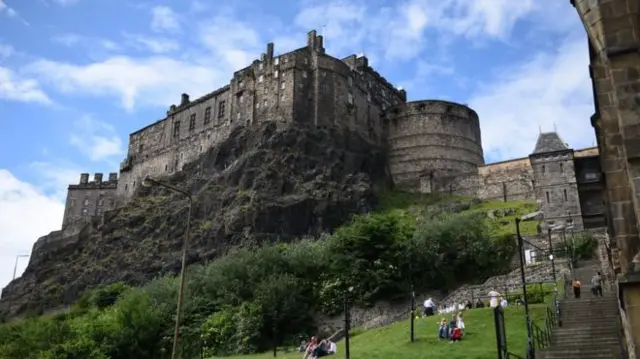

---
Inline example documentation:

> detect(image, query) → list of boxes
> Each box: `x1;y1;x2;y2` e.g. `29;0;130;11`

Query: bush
0;206;518;358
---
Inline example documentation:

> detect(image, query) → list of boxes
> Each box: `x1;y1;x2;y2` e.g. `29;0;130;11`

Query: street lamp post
8;254;30;314
516;211;542;359
344;286;354;359
546;228;561;327
13;254;30;281
141;175;193;359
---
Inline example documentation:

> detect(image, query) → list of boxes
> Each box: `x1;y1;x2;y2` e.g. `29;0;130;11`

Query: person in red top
303;336;318;359
450;327;463;343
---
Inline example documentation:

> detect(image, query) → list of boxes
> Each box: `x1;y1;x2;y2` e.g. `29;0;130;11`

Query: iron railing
531;306;558;353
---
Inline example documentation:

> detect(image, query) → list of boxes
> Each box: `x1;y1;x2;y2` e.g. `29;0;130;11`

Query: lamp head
521;211;543;221
141;175;155;188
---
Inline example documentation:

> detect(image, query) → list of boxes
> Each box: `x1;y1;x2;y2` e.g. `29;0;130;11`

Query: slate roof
531;132;570;154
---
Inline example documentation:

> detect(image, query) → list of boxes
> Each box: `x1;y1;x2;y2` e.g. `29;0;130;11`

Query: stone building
61;173;118;229
570;0;640;356
115;30;410;201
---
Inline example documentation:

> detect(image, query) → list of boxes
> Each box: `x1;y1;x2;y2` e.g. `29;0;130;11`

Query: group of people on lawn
299;336;337;358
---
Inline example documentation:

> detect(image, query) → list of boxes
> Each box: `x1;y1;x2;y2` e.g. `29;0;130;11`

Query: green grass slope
214;305;547;359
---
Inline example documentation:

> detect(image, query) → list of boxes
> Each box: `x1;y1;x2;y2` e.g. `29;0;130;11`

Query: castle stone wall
62;172;118;228
387;100;484;189
116;30;405;204
421;147;599;202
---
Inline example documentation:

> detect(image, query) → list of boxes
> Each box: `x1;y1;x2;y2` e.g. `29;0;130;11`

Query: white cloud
0;67;52;104
51;0;79;5
25;56;228;111
52;33;82;47
29;161;81;201
151;6;181;33
0;170;64;290
69;115;123;161
0;43;14;59
468;34;595;162
123;33;180;54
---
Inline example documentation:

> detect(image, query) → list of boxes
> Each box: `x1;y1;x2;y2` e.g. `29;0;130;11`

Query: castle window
564;189;568;202
274;57;280;65
281;81;286;90
274;70;279;78
82;208;88;216
284;56;288;63
302;71;307;78
258;75;264;83
280;94;285;102
546;191;550;203
559;163;563;173
165;164;168;171
303;58;308;64
259;62;264;70
542;165;545;173
138;144;144;153
239;94;244;104
173;121;180;137
348;77;353;86
256;102;260;109
239;80;244;88
84;199;89;206
98;198;104;206
264;99;268;107
367;93;371;102
189;114;196;130
218;101;226;118
70;199;75;206
348;93;353;105
204;107;211;124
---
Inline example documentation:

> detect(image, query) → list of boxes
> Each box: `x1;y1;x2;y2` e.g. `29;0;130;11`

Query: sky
0;0;597;290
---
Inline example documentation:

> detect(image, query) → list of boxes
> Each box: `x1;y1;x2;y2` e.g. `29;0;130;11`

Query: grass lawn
212;304;547;359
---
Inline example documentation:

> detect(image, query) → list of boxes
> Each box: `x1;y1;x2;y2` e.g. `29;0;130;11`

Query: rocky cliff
0;121;391;318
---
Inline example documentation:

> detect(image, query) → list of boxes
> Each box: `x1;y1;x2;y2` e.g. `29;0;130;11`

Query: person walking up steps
591;272;603;297
572;278;582;299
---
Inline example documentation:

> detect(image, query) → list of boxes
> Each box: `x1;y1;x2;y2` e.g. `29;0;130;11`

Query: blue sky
0;0;597;288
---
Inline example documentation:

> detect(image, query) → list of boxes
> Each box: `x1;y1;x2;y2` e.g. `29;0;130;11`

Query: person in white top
488;290;501;308
328;341;337;354
423;298;436;317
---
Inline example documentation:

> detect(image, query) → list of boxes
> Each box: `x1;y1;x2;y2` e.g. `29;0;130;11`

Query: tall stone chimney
108;173;118;182
94;173;103;183
181;93;190;106
80;173;89;184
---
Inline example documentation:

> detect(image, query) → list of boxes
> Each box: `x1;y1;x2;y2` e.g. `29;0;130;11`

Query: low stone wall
439;260;568;307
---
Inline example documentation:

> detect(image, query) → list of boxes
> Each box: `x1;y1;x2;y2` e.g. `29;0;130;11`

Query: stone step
552;335;620;346
560;316;619;323
537;346;622;359
561;312;619;318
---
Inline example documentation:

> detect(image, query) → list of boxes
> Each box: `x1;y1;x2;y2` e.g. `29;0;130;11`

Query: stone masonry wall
387;100;484;189
62;173;118;228
421;147;599;202
117;30;405;205
439;260;568;308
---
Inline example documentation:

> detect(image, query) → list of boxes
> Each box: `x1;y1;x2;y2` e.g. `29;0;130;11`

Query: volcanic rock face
0;121;391;318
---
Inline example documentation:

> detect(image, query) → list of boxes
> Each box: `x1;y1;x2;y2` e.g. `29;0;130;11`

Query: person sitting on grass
437;317;448;340
310;339;335;358
450;327;463;343
302;336;318;359
457;312;466;334
448;313;458;338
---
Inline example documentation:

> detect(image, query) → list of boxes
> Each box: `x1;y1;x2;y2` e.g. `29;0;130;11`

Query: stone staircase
537;260;625;359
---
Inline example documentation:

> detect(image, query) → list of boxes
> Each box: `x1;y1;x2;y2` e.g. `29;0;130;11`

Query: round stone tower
386;100;485;189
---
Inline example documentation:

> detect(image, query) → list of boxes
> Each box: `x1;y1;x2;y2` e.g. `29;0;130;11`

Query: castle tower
529;132;583;231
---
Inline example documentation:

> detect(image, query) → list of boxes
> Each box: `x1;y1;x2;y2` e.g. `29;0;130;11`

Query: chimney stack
80;173;89;184
267;42;274;59
94;173;103;183
108;173;118;182
181;93;190;106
